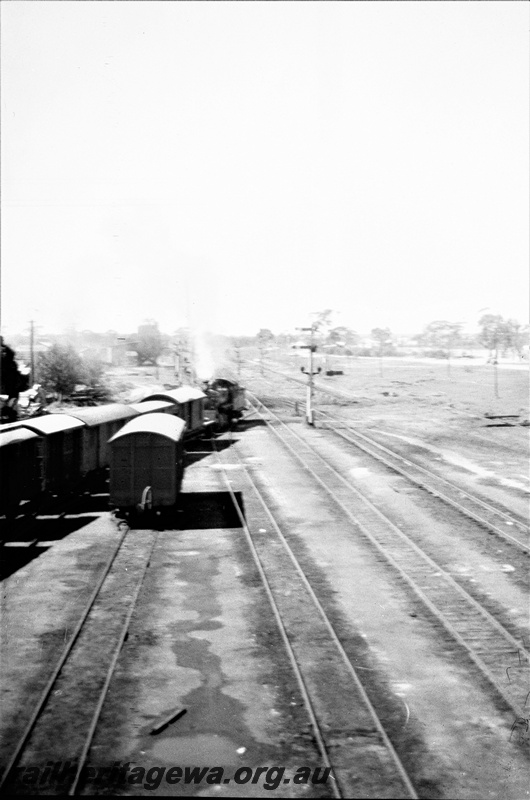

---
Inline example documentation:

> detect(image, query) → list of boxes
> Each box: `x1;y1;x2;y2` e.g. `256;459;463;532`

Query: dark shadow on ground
235;418;267;431
0;515;99;544
0;545;51;580
0;515;99;580
123;491;245;531
184;436;238;465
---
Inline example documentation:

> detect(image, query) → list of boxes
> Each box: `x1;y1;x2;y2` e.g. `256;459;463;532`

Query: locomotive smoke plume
192;331;215;382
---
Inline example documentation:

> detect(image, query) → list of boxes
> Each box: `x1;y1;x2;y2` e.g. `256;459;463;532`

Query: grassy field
258;352;529;420
102;347;527;424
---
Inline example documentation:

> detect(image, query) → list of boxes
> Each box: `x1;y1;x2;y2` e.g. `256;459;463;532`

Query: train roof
0;427;41;446
141;386;206;404
108;413;186;444
51;404;139;426
172;386;206;401
127;384;169;403
129;400;175;414
14;415;85;434
0;421;24;432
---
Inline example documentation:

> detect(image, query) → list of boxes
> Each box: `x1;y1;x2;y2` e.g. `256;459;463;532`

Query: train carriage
170;387;206;433
0;378;245;517
108;413;186;512
0;427;44;516
13;415;85;496
139;387;206;436
52;404;139;473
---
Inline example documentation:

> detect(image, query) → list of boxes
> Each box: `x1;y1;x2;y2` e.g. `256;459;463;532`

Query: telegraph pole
235;342;242;380
297;325;321;426
30;320;35;385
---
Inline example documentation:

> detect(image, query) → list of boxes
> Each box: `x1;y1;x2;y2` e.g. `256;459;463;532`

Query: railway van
108;413;186;512
139;387;206;436
129;400;175;416
52;404;139;474
15;415;85;496
0;427;44;516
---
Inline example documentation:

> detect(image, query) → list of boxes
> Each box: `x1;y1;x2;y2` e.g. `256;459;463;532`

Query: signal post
296;326;321;426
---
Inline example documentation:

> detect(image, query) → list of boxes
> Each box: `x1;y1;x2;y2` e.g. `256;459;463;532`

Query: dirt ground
244;352;529;502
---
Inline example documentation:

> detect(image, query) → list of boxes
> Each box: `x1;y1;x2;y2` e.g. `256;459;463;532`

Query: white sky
1;1;528;337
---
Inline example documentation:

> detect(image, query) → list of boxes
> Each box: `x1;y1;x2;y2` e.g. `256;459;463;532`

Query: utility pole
297;325;321;426
30;320;35;385
486;325;500;399
233;341;242;381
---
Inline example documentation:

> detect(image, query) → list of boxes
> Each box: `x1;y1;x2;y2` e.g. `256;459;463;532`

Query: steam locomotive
204;378;247;428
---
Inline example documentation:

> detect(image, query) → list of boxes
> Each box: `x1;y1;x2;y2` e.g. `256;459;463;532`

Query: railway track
211;436;419;799
243;396;530;726
314;408;530;553
0;519;156;796
245;368;530;553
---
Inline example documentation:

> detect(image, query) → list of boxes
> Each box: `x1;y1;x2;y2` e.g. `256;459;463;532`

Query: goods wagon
15;415;85;496
0;380;245;518
0;427;44;516
108;413;186;512
139;387;206;435
129;400;175;416
52;404;138;473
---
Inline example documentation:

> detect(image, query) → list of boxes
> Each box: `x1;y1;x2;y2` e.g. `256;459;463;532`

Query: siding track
244;396;530;725
211;435;419;799
315;408;529;552
246;365;529;552
0;521;156;796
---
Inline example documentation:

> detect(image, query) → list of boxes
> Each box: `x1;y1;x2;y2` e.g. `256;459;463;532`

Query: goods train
0;379;246;517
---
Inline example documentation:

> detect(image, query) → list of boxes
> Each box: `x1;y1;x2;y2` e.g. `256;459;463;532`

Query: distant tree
502;318;526;356
371;327;392;351
1;337;29;421
82;355;105;388
478;314;505;359
130;320;163;366
82;356;112;401
312;309;335;334
419;321;462;353
371;328;393;375
275;331;295;348
37;344;85;399
1;337;25;397
518;324;530;352
326;326;354;345
478;315;527;358
256;328;275;346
